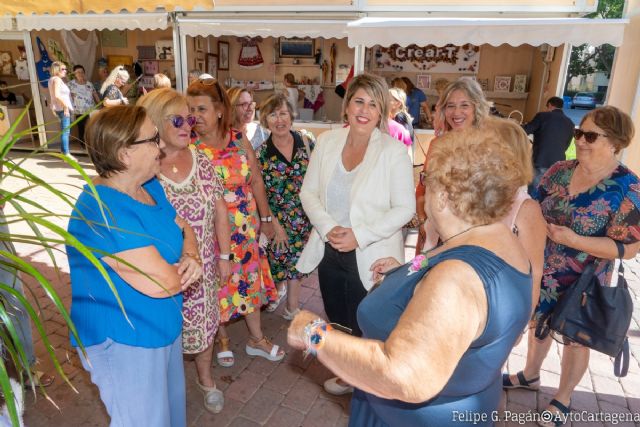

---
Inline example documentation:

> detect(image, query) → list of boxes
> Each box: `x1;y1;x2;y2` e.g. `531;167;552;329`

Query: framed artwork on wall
478;78;489;91
207;54;218;79
513;74;527;93
196;59;205;73
416;74;431;89
143;60;159;75
137;45;156;60
0;51;14;75
279;37;314;58
155;40;174;60
494;76;511;92
194;37;204;53
218;41;229;70
101;30;127;48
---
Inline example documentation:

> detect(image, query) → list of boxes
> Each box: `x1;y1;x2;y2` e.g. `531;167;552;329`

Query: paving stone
265;406;305;427
240;388;284;424
264;363;303;395
192;396;244;427
591;374;627;407
224;370;267;403
282;378;322;414
302;396;344;427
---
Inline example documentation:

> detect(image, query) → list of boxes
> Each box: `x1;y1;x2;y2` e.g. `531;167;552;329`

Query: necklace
172;164;178;174
440;223;485;246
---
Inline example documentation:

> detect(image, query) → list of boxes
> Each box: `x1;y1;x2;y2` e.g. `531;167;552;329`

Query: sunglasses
131;131;160;147
167;114;197;129
198;77;224;102
236;101;256;110
574;128;608;144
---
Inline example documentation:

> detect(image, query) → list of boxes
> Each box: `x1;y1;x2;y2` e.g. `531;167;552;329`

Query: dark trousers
528;167;549;196
76;115;89;149
318;243;367;337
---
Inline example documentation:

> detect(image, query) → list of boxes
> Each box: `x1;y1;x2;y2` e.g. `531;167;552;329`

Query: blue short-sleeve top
66;178;184;348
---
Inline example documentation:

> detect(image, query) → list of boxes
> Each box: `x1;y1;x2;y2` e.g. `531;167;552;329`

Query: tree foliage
564;0;624;91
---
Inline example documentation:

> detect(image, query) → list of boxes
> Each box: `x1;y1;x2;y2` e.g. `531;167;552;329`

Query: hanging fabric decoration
35;37;52;88
61;30;99;78
237;37;264;69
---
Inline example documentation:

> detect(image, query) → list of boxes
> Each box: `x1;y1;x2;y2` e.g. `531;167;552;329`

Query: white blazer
296;126;415;290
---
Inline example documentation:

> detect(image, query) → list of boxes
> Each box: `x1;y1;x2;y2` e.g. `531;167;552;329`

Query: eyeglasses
167;115;197;129
131;130;160;147
266;111;291;122
235;101;256;110
61;68;68;71
574;128;608;144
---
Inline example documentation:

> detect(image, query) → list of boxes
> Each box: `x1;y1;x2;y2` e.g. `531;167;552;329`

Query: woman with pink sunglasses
138;88;230;414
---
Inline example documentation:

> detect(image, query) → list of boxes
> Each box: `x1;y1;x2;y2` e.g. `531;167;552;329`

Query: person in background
257;93;314;320
67;105;203;426
188;69;202;86
153;73;172;89
100;66;130;107
0;80;17;105
387;88;414;158
391;77;430;127
522;96;575;194
289;126;531;426
415;78;490;254
138;88;230;414
68;65;100;145
297;73;415;396
48;61;74;158
227;87;270;150
187;77;284;366
389;87;414;142
283;73;303;119
93;63;109;95
503;106;640;427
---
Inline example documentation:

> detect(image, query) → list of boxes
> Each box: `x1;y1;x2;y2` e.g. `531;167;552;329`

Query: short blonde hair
153;73;171;89
342;73;389;132
50;61;66;76
435;77;490;132
424;127;522;225
482;117;534;185
137;88;188;142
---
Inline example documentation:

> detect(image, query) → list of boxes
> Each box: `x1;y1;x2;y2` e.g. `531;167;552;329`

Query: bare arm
240;137;276;238
288;261;486;403
51;78;70;116
103;246;182;298
547;224;640;260
214;196;232;281
514;200;546;313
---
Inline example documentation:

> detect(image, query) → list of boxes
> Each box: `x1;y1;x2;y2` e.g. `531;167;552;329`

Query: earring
218;113;222;119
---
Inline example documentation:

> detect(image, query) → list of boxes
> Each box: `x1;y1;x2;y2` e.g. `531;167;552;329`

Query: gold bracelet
182;252;202;266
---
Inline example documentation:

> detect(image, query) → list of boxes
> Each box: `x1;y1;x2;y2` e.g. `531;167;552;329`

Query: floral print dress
196;131;276;322
158;148;223;353
257;131;313;282
533;160;640;322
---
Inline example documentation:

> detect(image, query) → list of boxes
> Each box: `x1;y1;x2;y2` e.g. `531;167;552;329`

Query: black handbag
535;240;632;377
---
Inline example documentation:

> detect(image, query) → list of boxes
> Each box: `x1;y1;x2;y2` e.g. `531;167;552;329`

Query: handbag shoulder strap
613;239;627;282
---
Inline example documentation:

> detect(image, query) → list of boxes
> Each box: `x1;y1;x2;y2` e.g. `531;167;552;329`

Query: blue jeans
77;336;186;427
55;111;71;154
0;210;35;366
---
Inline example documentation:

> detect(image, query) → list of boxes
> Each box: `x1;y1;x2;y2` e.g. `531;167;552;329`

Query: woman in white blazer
296;73;415;395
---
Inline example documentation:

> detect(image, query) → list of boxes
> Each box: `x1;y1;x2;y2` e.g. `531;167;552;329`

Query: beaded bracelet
303;319;333;357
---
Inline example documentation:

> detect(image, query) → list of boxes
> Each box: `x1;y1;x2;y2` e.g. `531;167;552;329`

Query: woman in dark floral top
503;106;640;427
257;93;314;320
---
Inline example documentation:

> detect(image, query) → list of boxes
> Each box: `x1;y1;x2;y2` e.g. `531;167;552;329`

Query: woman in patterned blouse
503;106;640;427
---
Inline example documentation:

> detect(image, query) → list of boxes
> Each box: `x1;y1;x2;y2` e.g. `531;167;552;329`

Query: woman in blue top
67;106;203;427
288;127;532;426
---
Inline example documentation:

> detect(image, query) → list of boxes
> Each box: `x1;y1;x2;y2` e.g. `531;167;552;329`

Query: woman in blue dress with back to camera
288;126;532;426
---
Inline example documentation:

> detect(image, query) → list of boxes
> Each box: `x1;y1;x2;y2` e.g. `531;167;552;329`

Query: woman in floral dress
186;77;284;364
502;106;640;427
138;88;229;413
257;94;313;320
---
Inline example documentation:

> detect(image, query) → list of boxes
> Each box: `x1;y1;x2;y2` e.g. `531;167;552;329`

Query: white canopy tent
346;17;629;48
15;12;169;31
177;17;351;39
0;16;14;31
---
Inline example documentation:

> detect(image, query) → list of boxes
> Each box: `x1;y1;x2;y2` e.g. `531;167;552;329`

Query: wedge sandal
502;371;540;391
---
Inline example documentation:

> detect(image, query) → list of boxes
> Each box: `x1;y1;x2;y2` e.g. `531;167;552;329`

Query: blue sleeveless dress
349;245;532;427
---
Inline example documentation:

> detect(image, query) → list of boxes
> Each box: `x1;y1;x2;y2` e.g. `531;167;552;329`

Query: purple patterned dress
159;147;223;354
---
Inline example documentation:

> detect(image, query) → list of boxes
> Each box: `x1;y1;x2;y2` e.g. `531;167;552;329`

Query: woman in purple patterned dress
138;88;230;414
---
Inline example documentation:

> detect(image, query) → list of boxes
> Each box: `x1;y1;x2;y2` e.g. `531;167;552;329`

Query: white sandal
245;336;285;361
215;337;234;368
282;307;300;321
266;287;287;312
196;380;224;414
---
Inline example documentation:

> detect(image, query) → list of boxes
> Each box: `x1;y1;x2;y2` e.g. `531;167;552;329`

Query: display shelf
274;63;321;68
422;87;528;100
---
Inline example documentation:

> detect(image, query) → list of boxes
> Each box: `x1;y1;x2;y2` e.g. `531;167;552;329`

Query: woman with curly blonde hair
289;126;532;426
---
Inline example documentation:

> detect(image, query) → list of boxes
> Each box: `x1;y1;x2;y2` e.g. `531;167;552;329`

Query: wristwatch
219;253;234;261
260;215;272;223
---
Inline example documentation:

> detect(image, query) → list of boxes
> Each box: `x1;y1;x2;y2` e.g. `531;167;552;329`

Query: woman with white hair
101;66;131;107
